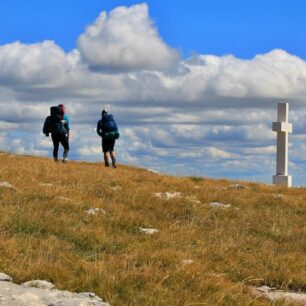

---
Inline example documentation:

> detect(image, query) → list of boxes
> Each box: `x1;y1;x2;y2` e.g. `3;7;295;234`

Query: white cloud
77;3;179;72
78;146;101;157
0;41;78;86
206;147;233;159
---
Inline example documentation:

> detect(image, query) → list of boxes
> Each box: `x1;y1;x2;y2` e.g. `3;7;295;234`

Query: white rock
166;192;181;199
0;273;12;282
256;285;275;292
0;182;16;189
154;192;181;200
139;227;159;235
209;202;232;208
84;208;106;215
85;209;96;215
22;280;55;289
0;280;109;305
253;286;306;303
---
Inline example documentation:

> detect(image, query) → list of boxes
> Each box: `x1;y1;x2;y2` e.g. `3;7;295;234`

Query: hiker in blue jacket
58;104;70;139
96;109;119;168
43;104;70;163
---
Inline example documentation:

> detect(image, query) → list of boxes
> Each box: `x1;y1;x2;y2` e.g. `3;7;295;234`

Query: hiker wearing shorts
96;109;119;168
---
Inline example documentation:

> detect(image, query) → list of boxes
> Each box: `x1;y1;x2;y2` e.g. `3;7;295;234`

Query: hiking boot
62;158;68;163
54;157;58;162
111;158;116;168
105;162;110;167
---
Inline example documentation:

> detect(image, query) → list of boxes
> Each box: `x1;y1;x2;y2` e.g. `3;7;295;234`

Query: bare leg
109;151;116;168
104;152;109;167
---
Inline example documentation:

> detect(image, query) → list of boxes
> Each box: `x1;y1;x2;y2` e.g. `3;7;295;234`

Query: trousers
51;133;69;159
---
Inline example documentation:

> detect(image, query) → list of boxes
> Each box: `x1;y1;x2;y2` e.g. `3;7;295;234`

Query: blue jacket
62;114;70;131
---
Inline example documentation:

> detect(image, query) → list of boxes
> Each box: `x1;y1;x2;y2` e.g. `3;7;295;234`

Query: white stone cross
272;103;292;187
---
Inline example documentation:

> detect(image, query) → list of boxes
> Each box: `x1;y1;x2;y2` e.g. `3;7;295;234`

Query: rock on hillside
0;274;109;306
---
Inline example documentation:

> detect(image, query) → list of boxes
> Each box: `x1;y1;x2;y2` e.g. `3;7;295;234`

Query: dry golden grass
0;151;305;305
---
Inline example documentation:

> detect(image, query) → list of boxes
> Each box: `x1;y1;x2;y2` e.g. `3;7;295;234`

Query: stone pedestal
273;175;292;187
272;103;292;187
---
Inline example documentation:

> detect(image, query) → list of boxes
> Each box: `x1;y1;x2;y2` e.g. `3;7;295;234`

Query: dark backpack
101;114;119;139
43;106;67;135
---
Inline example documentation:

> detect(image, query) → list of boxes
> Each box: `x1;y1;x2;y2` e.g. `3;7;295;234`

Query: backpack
101;114;120;139
43;106;67;135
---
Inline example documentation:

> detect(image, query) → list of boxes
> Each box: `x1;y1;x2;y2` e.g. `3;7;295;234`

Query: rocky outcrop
253;286;306;303
0;274;109;306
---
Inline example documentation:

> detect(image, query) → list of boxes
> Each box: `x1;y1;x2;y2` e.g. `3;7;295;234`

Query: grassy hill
0;152;305;305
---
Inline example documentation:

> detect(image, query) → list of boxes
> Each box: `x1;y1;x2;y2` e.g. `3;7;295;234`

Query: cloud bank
1;3;306;184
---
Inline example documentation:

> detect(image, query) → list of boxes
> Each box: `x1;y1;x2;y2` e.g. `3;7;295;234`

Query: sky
1;0;306;185
1;0;306;58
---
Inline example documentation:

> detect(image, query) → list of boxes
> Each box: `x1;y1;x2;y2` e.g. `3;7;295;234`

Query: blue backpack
101;114;119;139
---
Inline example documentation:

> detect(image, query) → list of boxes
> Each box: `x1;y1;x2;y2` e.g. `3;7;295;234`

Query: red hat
58;104;65;114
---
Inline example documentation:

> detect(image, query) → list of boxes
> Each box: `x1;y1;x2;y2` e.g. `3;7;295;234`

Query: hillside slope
0;152;305;305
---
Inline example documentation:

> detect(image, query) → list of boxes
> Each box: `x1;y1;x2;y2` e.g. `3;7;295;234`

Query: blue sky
1;0;306;58
1;1;306;185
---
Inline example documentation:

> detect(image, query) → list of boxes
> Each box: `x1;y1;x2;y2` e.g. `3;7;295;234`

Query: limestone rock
22;280;55;289
139;227;159;235
0;280;109;306
84;208;106;215
253;286;306;303
209;202;231;208
0;182;16;189
154;192;181;200
0;273;12;282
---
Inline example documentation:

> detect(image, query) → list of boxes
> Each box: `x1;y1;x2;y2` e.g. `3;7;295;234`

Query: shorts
102;138;115;153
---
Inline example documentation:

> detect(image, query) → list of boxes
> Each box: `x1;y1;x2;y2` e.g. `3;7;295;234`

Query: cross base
273;175;292;187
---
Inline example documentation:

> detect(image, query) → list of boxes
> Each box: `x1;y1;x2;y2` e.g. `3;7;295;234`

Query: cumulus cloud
77;3;179;72
0;41;79;86
151;49;306;106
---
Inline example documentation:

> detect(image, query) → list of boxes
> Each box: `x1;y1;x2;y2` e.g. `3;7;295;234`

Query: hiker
43;104;70;162
96;109;119;168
